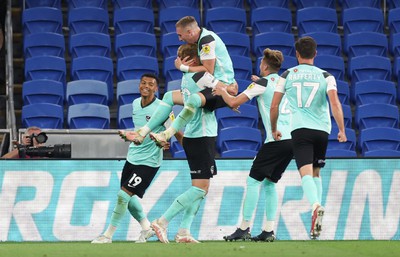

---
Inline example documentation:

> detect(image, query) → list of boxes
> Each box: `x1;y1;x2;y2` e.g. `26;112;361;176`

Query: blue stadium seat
388;0;400;9
22;7;63;35
116;79;141;107
159;7;201;34
117;56;159;81
296;7;338;36
217;32;250;57
70;56;114;104
231;55;252;80
24;56;66;86
328;127;357;152
303;32;342;56
388;8;400;35
248;0;289;8
344;32;388;59
253;32;295;57
24;0;62;9
389;32;400;57
217;127;262;157
118;104;134;129
342;7;384;36
23;32;65;58
68;103;110;129
355;103;399;130
215;105;259;130
314;55;345;81
393;56;400;80
158;0;198;9
336;80;350;105
160;32;184;58
66;80;109;106
113;0;153;9
341;0;381;9
352;80;396;106
205;7;247;33
203;0;244;9
255;55;297;76
348;55;391;86
113;7;154;34
68;7;109;35
170;135;186;158
325;149;357;157
354;103;399;130
165;79;182;92
251;7;292;34
358;127;400;156
67;0;108;9
330;104;352;129
22;103;64;129
293;0;335;8
115;32;157;58
163;56;183;83
22;80;64;106
69;32;111;58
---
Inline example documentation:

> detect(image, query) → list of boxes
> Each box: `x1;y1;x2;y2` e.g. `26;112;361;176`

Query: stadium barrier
0;158;399;241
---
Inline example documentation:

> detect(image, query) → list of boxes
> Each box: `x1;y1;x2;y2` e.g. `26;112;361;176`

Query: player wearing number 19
91;74;183;244
270;36;347;239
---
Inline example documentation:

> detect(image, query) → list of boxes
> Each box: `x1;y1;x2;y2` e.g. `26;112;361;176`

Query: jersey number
128;173;142;188
293;82;320;108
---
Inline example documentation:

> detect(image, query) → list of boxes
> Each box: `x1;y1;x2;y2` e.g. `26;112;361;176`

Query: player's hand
337;131;347;143
272;130;282;141
162;142;171;150
251;75;260;82
212;84;227;96
118;130;128;141
175;56;193;69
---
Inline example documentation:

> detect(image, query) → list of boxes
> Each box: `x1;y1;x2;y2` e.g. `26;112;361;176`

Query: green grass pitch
1;241;399;257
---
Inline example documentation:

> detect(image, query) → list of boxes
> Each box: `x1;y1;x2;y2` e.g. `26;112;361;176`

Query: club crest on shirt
202;44;211;54
294;68;298;72
146;115;151;121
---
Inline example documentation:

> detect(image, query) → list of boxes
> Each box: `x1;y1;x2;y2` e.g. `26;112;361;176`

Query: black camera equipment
18;132;71;158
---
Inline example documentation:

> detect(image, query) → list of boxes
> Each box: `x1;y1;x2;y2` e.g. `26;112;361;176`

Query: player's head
177;43;200;66
295;36;317;60
139;73;159;98
176;16;200;44
259;48;284;76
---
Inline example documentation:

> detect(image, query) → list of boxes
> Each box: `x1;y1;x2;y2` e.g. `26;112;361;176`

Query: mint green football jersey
126;98;165;168
197;28;235;84
275;64;338;134
180;72;218;138
243;73;292;143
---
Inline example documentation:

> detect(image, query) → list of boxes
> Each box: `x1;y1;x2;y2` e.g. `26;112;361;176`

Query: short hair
262;48;284;73
177;43;198;60
25;126;41;134
295;36;317;59
141;73;159;85
176;16;197;28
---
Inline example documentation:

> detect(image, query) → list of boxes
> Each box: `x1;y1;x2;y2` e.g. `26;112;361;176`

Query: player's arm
174;131;184;146
213;85;249;109
270;91;283;136
326;76;347;143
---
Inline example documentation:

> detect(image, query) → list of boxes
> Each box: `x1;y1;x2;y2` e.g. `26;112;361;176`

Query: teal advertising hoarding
0;159;399;241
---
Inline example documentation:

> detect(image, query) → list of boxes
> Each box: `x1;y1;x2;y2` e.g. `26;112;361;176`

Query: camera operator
1;126;44;158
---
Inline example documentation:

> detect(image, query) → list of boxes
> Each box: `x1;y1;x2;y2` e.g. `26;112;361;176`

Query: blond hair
262;48;284;73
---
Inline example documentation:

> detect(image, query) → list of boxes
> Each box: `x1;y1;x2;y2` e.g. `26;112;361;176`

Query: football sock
263;221;275;233
264;179;277;222
163;186;206;222
243;177;261;222
106;190;131;237
313;177;322;204
127;196;146;224
163;93;201;140
301;175;319;206
179;197;203;230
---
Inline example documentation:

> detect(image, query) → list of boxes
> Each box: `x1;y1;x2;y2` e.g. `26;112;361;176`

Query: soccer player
128;15;238;145
149;43;220;244
270;36;347;239
211;48;293;242
91;74;183;244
